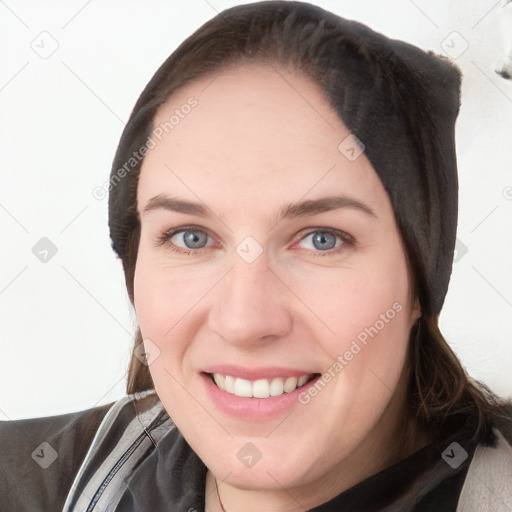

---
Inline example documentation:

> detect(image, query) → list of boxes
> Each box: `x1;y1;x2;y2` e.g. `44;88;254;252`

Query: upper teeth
212;373;311;398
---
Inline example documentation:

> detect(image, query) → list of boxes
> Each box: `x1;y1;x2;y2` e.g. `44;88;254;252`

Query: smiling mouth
208;373;318;398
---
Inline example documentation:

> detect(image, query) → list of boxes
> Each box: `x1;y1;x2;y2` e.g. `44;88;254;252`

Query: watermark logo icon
237;442;262;468
441;31;469;60
30;31;59;60
453;238;468;263
338;134;365;161
134;338;161;366
236;236;263;264
442;442;468;469
32;237;58;263
31;442;58;469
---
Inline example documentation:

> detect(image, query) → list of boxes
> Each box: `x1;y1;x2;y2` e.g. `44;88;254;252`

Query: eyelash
156;225;355;257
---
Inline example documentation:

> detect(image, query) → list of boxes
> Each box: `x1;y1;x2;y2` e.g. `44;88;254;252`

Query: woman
1;2;511;510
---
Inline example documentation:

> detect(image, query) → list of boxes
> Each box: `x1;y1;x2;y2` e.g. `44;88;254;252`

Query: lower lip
201;373;320;420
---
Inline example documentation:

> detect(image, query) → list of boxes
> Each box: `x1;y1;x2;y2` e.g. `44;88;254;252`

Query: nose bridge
208;255;292;344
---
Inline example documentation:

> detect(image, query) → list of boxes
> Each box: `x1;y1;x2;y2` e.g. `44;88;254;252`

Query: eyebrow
278;196;376;219
141;194;376;220
142;194;209;216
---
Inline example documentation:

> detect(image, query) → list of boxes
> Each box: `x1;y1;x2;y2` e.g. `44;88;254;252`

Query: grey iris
312;232;336;250
183;231;208;248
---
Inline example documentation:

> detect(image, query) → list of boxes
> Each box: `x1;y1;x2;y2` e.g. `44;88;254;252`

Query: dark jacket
1;391;511;511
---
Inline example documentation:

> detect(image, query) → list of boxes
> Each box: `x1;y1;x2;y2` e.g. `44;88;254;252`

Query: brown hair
109;1;509;440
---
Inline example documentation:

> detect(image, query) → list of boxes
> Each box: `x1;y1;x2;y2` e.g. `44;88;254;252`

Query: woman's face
134;63;420;497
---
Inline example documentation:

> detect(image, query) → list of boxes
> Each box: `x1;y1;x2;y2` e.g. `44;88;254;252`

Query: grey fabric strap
456;429;512;511
62;391;174;512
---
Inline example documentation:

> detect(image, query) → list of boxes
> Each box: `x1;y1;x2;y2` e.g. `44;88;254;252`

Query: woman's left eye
297;229;352;254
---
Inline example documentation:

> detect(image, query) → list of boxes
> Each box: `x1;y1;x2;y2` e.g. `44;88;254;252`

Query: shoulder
0;391;166;512
63;390;174;511
0;399;114;511
457;427;512;511
0;399;114;456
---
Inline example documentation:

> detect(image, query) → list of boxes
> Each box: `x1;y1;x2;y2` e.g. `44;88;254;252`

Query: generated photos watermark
92;96;198;200
298;301;403;405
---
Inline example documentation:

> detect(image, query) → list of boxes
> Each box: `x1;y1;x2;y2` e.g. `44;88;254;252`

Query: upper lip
202;364;317;381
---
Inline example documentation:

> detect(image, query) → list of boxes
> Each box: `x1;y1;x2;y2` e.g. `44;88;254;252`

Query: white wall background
1;0;511;421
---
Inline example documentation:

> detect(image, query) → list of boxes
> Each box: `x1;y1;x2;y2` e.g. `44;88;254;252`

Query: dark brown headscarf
108;0;460;318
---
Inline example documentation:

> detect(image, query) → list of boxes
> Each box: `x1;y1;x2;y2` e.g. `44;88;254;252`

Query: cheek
133;248;226;378
134;249;206;338
288;255;411;356
327;263;412;433
133;254;208;419
288;251;412;419
134;258;168;340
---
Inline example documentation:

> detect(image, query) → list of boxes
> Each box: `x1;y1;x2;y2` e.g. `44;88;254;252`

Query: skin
134;62;423;511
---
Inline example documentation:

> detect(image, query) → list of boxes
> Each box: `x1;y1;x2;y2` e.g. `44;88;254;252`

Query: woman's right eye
158;227;213;253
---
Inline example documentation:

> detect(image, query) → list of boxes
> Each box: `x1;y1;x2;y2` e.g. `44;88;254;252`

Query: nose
207;256;293;347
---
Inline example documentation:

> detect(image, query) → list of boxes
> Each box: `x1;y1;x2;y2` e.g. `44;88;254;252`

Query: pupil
312;232;336;250
184;231;207;249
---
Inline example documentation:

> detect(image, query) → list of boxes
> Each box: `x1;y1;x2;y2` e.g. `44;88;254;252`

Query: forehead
151;62;342;162
138;63;388;215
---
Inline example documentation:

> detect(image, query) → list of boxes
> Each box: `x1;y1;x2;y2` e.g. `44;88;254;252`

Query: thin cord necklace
214;477;227;512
